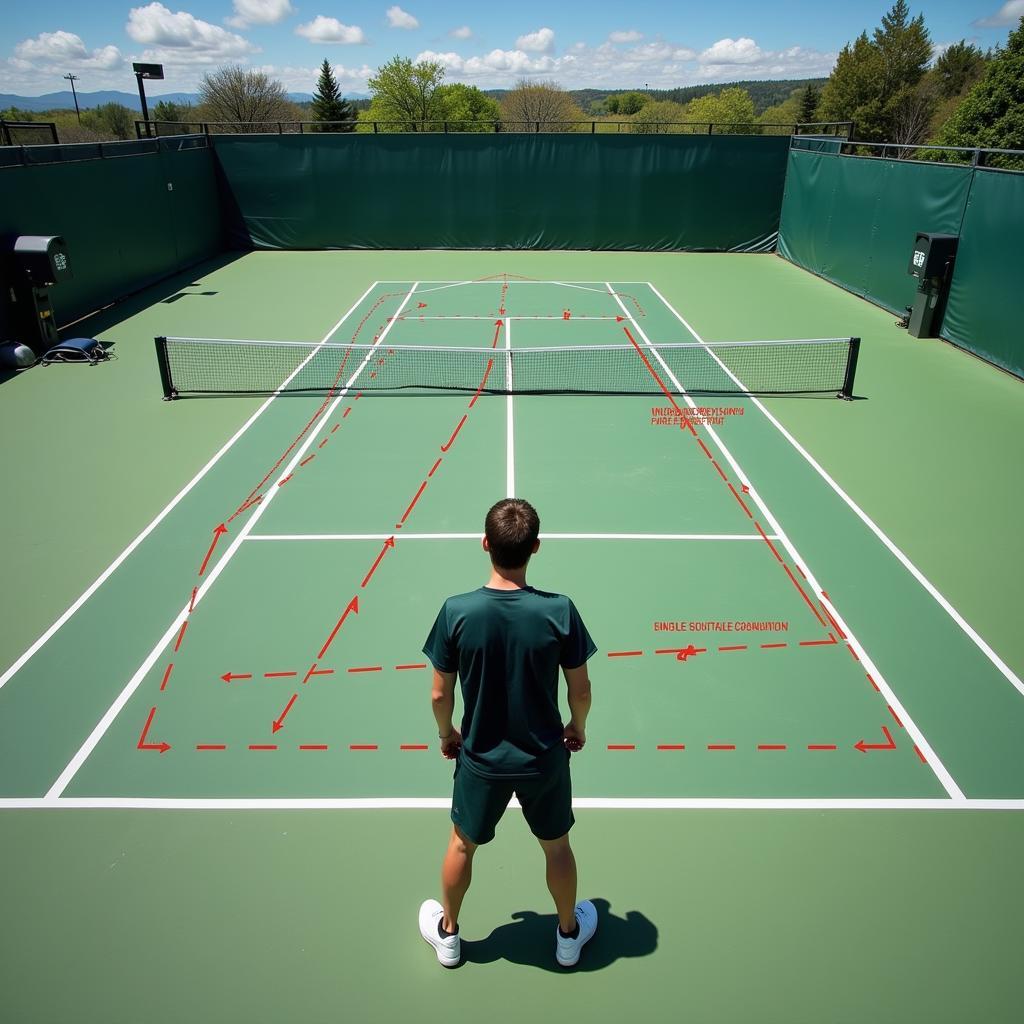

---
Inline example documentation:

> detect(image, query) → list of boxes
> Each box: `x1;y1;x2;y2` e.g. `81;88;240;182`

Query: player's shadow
461;898;657;971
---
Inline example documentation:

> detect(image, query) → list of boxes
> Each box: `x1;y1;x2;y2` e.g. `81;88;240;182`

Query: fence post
591;120;596;134
0;121;9;147
708;122;713;135
494;120;500;133
373;121;379;135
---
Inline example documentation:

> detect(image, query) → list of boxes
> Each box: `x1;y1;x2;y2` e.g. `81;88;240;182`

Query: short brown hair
485;498;540;569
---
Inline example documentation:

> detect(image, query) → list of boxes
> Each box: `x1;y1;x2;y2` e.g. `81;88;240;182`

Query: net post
154;336;175;400
839;337;860;400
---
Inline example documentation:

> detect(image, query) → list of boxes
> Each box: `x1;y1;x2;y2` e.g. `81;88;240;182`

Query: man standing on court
418;498;598;968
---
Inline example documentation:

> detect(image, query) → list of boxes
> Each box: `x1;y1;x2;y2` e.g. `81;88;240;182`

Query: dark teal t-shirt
423;586;597;778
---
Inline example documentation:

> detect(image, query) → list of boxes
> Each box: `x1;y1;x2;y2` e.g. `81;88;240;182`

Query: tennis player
418;498;598;968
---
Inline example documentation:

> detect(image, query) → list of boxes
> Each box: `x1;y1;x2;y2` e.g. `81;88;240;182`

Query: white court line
607;282;965;801
650;283;1024;701
244;533;776;542
0;281;382;695
45;283;422;798
505;317;515;497
1;797;1021;811
397;315;621;321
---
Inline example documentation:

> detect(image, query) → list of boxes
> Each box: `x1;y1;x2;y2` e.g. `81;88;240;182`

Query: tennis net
155;335;860;400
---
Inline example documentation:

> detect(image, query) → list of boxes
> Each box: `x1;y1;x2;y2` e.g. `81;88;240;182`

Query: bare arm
430;669;461;758
563;663;592;751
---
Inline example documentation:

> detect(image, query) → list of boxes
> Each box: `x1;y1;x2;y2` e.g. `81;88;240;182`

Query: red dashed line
782;563;831;629
468;358;495;408
265;671;298;678
607;744;636;751
196;744;226;751
754;521;783;562
654;648;687;655
710;460;729;482
657;744;686;750
799;639;835;647
308;668;333;679
400;744;429;751
757;744;787;751
761;643;788;650
396;664;428;671
350;744;378;751
277;474;293;487
428;457;442;478
173;620;188;653
913;744;927;764
188;587;198;613
819;601;848;640
727;482;753;518
299;454;316;467
249;744;277;751
354;391;363;401
331;423;340;434
608;651;643;658
718;644;748;652
370;371;377;380
343;407;352;419
846;644;860;663
299;744;329;751
441;415;468;452
318;437;329;449
707;744;736;751
696;438;713;459
398;480;429;526
796;564;808;580
808;744;838;751
887;705;904;728
348;666;383;674
866;673;881;692
301;663;321;685
159;663;174;692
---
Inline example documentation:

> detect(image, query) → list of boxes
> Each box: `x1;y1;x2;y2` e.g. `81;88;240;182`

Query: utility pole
63;73;81;123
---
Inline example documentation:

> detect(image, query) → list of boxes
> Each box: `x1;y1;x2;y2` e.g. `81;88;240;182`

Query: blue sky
2;1;1021;96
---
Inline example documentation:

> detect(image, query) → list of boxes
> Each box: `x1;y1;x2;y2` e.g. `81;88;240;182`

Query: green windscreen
941;170;1024;379
777;148;972;315
212;133;789;252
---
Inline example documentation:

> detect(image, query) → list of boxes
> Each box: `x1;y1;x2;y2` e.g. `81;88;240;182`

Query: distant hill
484;79;828;117
0;89;368;114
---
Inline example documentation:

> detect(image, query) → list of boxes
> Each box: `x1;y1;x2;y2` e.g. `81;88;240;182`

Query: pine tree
798;84;820;123
311;59;354;133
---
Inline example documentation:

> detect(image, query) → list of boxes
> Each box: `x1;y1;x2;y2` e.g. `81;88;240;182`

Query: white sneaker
555;900;598;967
418;899;461;967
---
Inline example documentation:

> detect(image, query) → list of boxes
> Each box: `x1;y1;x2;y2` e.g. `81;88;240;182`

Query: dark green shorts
451;748;575;846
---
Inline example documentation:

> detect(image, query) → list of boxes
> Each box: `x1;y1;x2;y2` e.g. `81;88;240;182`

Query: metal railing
0;133;208;169
791;136;1024;172
0;120;59;146
136;119;855;139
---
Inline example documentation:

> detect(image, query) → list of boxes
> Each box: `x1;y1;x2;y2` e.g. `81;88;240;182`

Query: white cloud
417;48;559;76
609;30;643;44
255;62;372;93
126;4;256;63
13;31;123;71
450;25;473;40
700;37;763;65
227;0;295;29
974;1;1024;27
515;27;555;53
295;16;366;44
387;6;419;30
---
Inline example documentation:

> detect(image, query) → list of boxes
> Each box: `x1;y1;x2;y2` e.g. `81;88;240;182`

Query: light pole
63;73;81;123
132;62;164;137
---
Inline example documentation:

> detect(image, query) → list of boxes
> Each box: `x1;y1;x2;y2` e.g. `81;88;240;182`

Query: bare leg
539;834;577;933
441;825;476;932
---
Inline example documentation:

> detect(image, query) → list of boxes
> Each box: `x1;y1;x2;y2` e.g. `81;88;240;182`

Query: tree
311;59;355;132
935;17;1024;155
436;83;501;131
818;1;932;141
82;102;134;140
798;84;820;123
630;100;689;133
152;100;191;122
933;41;986;99
613;91;651;116
198;66;295;127
683;87;757;131
499;81;584;130
367;56;446;130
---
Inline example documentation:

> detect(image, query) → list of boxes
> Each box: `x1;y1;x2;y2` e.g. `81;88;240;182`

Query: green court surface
1;252;1022;1022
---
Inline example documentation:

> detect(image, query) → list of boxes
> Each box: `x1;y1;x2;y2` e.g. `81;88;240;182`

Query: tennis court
1;250;1022;1022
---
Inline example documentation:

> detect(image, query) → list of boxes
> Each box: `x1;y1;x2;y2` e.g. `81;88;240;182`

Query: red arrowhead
417;302;427;309
272;720;283;733
385;537;395;549
616;315;625;322
214;523;227;536
158;742;171;754
221;672;231;683
741;485;750;493
348;595;360;613
855;739;868;753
